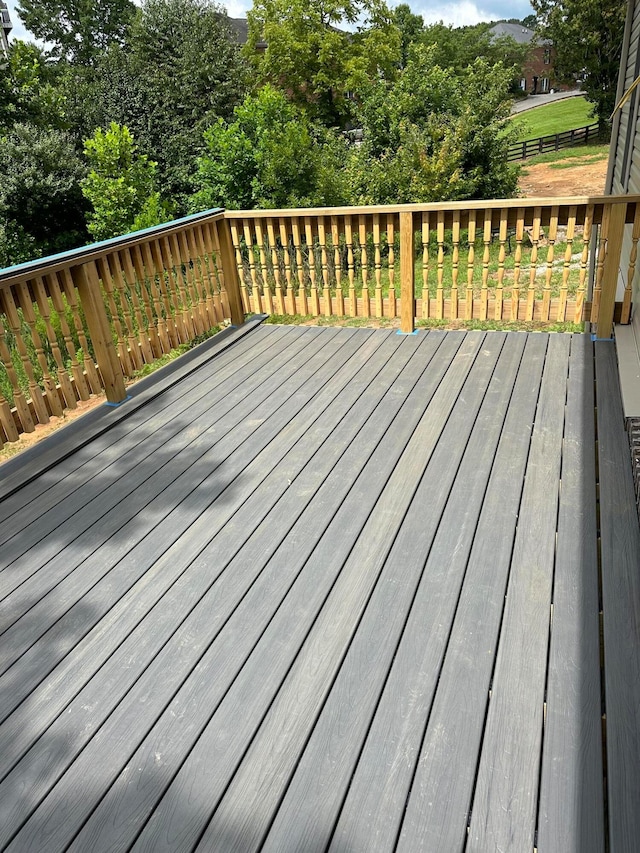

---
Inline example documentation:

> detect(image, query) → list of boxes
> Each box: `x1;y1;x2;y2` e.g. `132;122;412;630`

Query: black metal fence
508;122;600;161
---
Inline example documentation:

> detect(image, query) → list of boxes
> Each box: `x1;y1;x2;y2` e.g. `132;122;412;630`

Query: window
543;48;551;65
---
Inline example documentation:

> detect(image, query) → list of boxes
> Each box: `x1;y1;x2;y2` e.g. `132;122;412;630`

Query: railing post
217;216;245;326
400;211;415;333
72;260;127;403
595;201;627;340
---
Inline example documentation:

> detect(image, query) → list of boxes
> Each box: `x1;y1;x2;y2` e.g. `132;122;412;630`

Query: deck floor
0;324;639;853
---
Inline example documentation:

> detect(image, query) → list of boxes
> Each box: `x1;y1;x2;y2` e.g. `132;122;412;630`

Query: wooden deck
0;322;639;853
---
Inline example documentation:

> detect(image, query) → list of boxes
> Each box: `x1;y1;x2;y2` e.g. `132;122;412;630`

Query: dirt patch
518;157;608;197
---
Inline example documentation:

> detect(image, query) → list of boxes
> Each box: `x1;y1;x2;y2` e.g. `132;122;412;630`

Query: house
489;21;573;94
0;1;11;60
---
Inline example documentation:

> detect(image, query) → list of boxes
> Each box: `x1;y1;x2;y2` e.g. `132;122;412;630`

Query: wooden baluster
181;230;207;333
494;209;508;321
266;219;285;315
526;208;542;322
242;221;261;315
592;208;608;327
16;281;63;417
59;268;103;393
2;286;49;424
229;221;250;314
373;214;382;318
201;221;225;325
209;218;244;326
139;241;171;351
289;218;305;316
511;209;525;321
400;210;415;333
277;219;294;315
359;215;370;318
161;235;189;341
96;256;134;376
304;217;320;316
109;252;150;366
183;228;210;331
623;202;640;323
32;275;77;409
45;272;90;401
450;211;460;320
0;310;32;435
318;217;331;317
420;212;430;319
387;215;396;318
466;212;476;320
542;205;558;322
345;216;356;316
126;246;163;358
332;216;345;317
558;206;576;323
254;221;274;315
480;211;492;321
436;211;445;319
190;226;218;329
150;238;180;346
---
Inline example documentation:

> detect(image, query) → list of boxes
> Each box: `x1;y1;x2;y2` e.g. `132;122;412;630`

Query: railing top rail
0;207;225;288
224;194;640;219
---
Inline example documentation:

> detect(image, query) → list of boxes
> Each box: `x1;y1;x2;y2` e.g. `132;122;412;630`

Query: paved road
511;90;584;114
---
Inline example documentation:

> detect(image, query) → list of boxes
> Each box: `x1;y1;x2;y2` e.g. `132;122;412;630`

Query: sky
4;0;536;43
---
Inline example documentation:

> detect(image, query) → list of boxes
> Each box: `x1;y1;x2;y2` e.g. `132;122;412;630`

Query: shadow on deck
0;322;638;853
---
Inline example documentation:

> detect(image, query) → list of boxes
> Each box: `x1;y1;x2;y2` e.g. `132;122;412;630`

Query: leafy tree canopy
0;41;65;133
82;122;168;241
246;0;401;127
191;85;349;210
530;0;627;126
0;123;88;262
15;0;136;64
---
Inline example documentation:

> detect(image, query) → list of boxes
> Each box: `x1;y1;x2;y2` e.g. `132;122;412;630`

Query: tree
73;0;247;209
0;41;65;133
81;123;167;241
531;0;627;128
0;124;88;263
246;0;401;127
191;85;349;210
392;3;423;67
15;0;136;64
349;48;519;203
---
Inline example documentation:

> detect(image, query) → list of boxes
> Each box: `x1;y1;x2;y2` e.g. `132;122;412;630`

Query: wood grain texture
596;341;640;853
467;333;570;853
537;334;604;853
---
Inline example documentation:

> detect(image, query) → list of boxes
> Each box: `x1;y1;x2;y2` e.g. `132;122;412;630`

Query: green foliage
510;95;595;140
82;123;166;241
15;0;136;64
350;49;520;203
531;0;627;127
392;4;424;68
0;123;88;264
0;41;65;133
246;0;401;127
191;86;349;210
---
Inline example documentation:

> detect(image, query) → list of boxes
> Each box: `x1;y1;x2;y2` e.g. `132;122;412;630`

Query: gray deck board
0;325;635;853
537;334;604;853
596;341;640;853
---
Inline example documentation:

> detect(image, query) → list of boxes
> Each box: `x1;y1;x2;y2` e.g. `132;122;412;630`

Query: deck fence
0;195;636;445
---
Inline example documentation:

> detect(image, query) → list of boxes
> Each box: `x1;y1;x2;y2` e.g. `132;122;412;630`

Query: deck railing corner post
71;259;127;404
595;200;628;340
217;214;245;327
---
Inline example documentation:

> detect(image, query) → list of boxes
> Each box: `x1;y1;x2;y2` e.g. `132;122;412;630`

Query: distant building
489;21;574;95
228;17;267;53
0;1;11;60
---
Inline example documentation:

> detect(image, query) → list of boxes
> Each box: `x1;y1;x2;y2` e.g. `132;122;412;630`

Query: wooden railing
507;123;600;161
0;195;635;446
0;209;243;446
225;195;636;333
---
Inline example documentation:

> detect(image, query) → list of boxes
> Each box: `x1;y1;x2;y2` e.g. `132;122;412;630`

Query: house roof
489;22;536;44
228;17;249;43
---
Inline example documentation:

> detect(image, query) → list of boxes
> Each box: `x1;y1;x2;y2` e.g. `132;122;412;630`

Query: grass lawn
510;96;595;140
520;143;609;169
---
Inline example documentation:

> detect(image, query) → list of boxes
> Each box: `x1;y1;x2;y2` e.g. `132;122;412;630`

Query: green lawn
521;143;609;169
510;96;595;141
